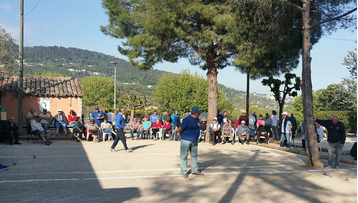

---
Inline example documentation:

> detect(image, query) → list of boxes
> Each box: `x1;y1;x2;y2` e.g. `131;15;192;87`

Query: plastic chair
101;129;115;142
155;128;163;140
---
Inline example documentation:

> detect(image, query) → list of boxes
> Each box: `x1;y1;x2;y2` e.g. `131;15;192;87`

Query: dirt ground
0;137;356;203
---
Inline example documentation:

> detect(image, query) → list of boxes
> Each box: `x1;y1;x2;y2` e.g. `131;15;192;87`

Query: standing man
280;112;292;148
111;107;132;152
178;106;204;178
150;110;160;124
143;112;150;121
92;106;105;126
289;113;297;138
315;116;346;169
236;111;249;128
171;111;179;140
264;113;272;137
271;110;280;141
107;109;113;125
222;111;228;124
161;110;168;124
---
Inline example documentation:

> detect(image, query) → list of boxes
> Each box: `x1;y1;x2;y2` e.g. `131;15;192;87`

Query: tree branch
214;51;239;62
311;7;357;28
279;0;304;13
119;0;142;12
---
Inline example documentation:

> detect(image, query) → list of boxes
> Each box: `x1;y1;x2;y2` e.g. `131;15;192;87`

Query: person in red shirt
152;119;162;141
68;110;77;124
235;111;249;127
162;118;171;141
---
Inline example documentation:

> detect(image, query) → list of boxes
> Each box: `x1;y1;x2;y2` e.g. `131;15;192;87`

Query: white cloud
0;23;33;43
0;3;11;13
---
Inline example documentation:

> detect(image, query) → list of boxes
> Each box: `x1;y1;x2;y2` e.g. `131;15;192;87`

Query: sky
0;0;356;95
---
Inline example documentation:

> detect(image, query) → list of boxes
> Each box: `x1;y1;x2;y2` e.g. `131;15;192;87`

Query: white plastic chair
156;128;163;140
101;129;115;142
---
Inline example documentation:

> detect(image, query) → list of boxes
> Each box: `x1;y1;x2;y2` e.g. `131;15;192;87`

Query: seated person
229;120;236;130
129;117;140;140
5;116;21;145
68;110;77;126
39;109;51;134
151;119;162;141
73;116;85;142
236;120;250;145
257;120;269;144
162;118;171;141
26;108;37;124
140;117;151;139
53;109;68;136
86;119;99;142
31;116;51;145
199;118;207;142
101;118;113;141
222;121;233;144
210;117;221;146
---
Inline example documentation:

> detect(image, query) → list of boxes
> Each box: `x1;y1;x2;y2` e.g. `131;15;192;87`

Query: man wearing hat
235;111;249;128
210;117;221;146
178;106;204;178
92;106;106;125
53;109;67;137
280;112;292;148
236;120;250;145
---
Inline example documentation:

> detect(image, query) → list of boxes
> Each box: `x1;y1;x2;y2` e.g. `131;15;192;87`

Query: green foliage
0;26;15;73
342;47;357;78
262;73;300;115
315;111;357;133
82;76;115;108
153;69;234;116
40;71;63;77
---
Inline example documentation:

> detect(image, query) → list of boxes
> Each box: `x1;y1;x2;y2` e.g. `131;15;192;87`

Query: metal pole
114;63;116;111
18;0;24;136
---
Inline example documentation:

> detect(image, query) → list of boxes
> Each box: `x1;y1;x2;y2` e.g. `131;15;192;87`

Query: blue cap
95;106;99;110
191;106;202;114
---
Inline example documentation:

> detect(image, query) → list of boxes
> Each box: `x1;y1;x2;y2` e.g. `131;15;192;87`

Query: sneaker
335;165;340;170
126;149;132;152
325;165;332;169
0;164;9;171
183;173;188;178
191;172;204;176
110;148;116;152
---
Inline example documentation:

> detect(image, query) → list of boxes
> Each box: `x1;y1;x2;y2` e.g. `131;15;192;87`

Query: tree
101;0;294;142
82;76;115;109
244;0;356;168
262;73;301;120
118;91;148;123
0;26;15;73
342;47;357;78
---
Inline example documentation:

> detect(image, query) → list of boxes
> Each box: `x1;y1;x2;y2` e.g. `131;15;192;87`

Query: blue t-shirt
150;114;160;124
161;114;167;121
180;115;200;143
171;114;178;126
92;111;105;125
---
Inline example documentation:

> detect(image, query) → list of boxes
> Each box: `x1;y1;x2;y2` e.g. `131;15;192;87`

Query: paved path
0;138;356;203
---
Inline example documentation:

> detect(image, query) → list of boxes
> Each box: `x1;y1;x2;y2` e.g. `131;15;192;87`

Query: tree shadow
0;141;141;202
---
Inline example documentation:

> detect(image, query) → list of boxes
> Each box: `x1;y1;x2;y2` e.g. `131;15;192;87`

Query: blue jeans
103;128;113;140
41;123;49;133
280;133;291;148
171;126;178;140
328;141;342;167
180;139;198;174
131;129;140;138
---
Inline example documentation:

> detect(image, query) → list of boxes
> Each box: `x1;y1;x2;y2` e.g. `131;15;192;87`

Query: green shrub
315;111;357;133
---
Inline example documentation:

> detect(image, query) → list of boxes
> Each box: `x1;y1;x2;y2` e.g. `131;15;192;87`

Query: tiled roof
0;75;83;97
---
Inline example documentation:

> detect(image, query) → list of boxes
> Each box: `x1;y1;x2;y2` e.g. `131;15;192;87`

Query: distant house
0;75;83;124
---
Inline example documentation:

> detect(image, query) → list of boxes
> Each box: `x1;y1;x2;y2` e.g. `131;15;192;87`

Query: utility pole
18;0;24;136
110;57;119;111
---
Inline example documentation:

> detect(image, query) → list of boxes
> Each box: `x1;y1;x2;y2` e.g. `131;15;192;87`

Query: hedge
315;111;357;133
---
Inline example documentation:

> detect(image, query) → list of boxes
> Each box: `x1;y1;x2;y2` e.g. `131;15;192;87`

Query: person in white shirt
271;110;280;141
279;112;292;148
107;109;113;124
31;116;51;145
210;117;221;146
316;123;324;143
26;108;37;123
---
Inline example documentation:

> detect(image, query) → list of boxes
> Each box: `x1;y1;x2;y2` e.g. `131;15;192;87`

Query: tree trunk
246;69;250;114
301;0;323;168
130;106;135;124
279;103;284;122
205;61;219;142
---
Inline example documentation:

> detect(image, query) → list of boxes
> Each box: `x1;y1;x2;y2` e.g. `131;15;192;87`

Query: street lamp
110;57;119;111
